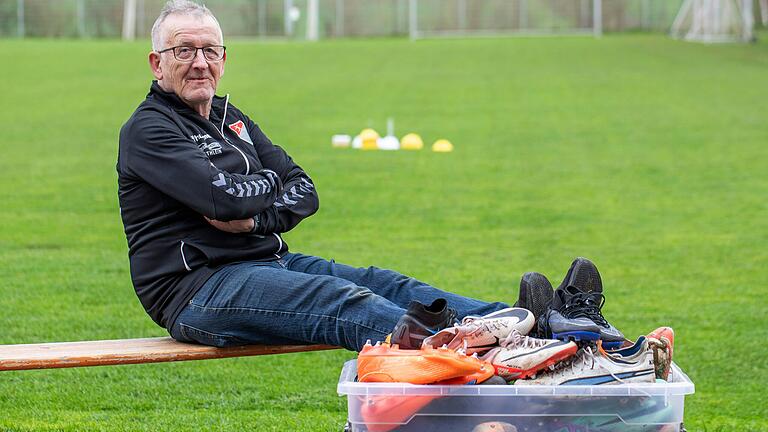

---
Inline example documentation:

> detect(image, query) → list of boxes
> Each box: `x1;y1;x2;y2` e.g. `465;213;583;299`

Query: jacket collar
148;81;227;119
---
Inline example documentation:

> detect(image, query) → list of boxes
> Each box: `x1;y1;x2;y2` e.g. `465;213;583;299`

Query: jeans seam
187;303;391;334
179;322;239;344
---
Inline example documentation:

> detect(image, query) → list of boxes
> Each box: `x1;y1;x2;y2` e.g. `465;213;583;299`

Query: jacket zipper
215;96;278;256
213;94;250;175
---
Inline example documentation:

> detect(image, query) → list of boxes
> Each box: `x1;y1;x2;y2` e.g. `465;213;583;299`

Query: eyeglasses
157;45;226;62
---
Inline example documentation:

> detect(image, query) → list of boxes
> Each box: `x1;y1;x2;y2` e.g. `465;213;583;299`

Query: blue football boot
541;258;625;348
542;285;625;348
541;286;602;343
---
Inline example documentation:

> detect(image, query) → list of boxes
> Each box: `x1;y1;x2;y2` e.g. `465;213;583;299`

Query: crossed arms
121;107;318;235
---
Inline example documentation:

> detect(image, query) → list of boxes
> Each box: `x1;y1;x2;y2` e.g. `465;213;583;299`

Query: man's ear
149;51;163;80
220;51;226;78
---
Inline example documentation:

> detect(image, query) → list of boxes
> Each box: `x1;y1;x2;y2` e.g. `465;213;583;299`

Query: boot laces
562;289;609;327
558;346;627;384
500;329;549;350
462;316;513;334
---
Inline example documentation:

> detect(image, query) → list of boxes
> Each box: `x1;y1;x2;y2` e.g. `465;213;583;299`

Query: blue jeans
169;253;509;351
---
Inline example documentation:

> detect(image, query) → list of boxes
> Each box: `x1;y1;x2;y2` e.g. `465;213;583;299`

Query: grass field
0;33;766;431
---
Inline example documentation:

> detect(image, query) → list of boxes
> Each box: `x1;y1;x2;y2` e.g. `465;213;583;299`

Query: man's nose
191;49;209;68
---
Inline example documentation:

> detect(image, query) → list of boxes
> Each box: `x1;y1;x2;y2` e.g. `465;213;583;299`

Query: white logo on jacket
190;133;222;157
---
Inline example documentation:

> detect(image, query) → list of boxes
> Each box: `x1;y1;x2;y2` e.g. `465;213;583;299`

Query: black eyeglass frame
156;45;227;62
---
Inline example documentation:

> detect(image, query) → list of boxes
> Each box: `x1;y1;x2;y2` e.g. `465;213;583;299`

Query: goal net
409;0;604;39
670;0;755;42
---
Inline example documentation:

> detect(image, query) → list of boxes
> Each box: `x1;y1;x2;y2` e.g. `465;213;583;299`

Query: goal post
408;0;604;40
122;0;137;41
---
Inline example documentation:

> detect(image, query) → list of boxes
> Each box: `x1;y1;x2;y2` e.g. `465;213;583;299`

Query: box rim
337;360;695;397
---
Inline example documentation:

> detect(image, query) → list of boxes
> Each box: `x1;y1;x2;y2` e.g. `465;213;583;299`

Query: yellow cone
360;128;380;150
400;133;424;150
432;139;454;153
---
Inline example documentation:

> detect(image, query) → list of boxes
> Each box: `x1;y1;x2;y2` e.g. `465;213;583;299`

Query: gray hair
151;0;223;51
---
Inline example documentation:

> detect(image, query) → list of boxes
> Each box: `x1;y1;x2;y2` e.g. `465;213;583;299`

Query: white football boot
514;346;656;386
423;307;535;355
481;330;578;381
606;335;673;381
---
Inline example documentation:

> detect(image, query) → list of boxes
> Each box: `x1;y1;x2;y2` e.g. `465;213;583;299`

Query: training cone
359;128;380;150
378;135;400;150
400;133;423;150
332;134;351;148
432;139;454;153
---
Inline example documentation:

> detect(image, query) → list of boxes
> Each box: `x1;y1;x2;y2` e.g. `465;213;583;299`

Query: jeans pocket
178;322;242;348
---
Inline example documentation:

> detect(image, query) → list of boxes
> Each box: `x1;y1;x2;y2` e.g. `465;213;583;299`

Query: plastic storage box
338;360;694;432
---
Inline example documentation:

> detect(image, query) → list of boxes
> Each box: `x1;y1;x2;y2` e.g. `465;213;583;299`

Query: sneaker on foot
390;298;457;350
481;329;578;381
514;346;655;386
423;307;534;355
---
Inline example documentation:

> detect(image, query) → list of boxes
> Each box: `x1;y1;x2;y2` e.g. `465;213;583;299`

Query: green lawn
0;33;766;431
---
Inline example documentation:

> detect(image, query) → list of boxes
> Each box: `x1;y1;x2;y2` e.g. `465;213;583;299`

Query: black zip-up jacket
117;82;319;330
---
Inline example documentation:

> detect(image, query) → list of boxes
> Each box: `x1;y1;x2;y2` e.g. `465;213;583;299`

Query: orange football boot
434;364;495;385
357;342;494;385
359;394;438;432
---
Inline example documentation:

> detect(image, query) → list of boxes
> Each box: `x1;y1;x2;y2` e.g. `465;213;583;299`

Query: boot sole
553;330;624;349
553;330;600;342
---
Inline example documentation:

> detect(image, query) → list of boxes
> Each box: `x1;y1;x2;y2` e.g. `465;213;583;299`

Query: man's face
149;14;225;111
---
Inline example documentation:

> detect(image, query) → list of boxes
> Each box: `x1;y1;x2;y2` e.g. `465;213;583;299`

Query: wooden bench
0;337;340;371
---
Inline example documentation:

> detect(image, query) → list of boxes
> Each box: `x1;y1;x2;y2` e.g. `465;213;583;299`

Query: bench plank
0;337;339;371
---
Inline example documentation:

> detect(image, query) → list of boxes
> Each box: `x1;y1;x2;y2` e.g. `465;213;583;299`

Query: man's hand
205;216;255;233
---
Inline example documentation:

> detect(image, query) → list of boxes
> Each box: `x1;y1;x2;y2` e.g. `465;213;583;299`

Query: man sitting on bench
117;0;508;352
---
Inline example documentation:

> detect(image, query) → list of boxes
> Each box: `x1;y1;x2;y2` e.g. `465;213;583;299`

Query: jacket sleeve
120;108;282;221
245;120;319;234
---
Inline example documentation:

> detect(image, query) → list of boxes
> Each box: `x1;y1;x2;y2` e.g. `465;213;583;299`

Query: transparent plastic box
338;360;694;432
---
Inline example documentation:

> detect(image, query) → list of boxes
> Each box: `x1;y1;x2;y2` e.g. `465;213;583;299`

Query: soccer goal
670;0;755;42
408;0;604;40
